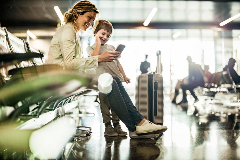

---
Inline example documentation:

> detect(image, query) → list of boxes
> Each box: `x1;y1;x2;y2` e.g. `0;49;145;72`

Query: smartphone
115;44;125;53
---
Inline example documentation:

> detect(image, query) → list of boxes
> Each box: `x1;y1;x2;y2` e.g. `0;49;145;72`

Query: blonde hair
94;20;113;36
64;0;99;26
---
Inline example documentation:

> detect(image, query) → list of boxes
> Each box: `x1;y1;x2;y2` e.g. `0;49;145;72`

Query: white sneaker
136;121;167;134
129;131;158;139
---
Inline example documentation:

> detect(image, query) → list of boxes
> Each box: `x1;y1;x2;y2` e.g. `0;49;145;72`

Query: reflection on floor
63;95;240;160
1;94;240;159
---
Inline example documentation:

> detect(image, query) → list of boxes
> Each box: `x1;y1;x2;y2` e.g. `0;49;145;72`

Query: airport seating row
193;69;240;118
0;28;96;159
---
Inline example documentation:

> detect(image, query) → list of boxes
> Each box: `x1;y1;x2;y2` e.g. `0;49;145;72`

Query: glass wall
94;1;216;23
80;28;220;95
77;1;240;94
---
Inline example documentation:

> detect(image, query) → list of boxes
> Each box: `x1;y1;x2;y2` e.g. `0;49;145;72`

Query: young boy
86;20;129;137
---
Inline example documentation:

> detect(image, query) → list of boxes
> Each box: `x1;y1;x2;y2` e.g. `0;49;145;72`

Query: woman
46;0;167;138
46;1;117;70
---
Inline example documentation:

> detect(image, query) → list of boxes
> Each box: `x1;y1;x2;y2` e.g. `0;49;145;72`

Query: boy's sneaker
104;125;118;137
114;124;127;136
129;131;158;139
136;121;167;134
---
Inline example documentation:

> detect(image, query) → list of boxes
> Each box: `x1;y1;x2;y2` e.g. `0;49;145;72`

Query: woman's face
75;11;96;31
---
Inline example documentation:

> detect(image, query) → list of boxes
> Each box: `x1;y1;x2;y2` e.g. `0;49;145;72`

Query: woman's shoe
136;121;167;134
129;131;158;139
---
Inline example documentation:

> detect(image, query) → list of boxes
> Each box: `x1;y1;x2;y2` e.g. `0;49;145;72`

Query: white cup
98;73;113;94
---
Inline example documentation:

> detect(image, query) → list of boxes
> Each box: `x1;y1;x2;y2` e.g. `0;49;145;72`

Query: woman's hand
124;76;130;84
98;51;120;62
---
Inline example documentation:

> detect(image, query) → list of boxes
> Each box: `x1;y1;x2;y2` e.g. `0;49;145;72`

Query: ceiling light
173;31;181;39
143;7;158;26
54;6;64;25
219;13;240;26
27;30;36;39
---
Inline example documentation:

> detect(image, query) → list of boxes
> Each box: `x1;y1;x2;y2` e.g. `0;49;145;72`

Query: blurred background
1;0;240;94
2;1;240;159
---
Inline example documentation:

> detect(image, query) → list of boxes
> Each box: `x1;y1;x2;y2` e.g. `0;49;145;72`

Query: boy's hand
95;35;101;45
124;76;130;84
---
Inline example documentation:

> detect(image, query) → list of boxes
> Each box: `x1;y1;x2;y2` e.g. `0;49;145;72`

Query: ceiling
0;0;72;27
1;0;240;37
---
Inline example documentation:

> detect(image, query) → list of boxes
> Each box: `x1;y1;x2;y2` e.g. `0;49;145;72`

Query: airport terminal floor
56;94;240;160
2;1;240;159
1;84;240;160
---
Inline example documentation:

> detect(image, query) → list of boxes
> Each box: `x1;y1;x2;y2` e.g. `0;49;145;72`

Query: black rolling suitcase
135;51;164;125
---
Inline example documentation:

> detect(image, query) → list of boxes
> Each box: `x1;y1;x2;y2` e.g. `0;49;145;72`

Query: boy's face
95;29;111;45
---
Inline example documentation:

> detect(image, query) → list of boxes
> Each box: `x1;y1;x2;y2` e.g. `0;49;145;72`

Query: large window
95;1;215;23
84;28;215;94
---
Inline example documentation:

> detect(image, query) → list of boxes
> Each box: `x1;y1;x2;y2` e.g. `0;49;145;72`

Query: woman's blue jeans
107;77;144;131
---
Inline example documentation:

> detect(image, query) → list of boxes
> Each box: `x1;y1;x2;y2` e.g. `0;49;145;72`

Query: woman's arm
116;60;130;83
59;25;98;70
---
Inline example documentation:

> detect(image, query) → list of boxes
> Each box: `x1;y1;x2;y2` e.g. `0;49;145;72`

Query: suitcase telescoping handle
154;81;158;116
156;50;161;74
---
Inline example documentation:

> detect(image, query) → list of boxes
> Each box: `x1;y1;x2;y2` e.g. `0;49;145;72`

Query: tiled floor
1;93;240;160
64;95;240;160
